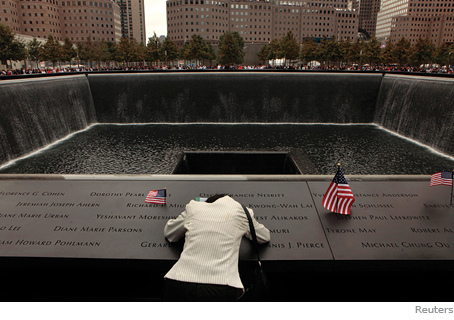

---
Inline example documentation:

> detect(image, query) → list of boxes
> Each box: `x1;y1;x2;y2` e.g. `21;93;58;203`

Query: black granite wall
88;72;382;123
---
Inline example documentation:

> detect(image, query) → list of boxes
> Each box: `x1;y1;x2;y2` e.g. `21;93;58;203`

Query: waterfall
374;75;454;156
2;72;454;168
0;75;97;164
88;72;382;124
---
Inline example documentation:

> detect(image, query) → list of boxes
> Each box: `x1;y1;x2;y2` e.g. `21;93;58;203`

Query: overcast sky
144;0;167;41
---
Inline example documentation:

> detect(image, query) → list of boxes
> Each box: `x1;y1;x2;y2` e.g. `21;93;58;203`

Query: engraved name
362;242;451;248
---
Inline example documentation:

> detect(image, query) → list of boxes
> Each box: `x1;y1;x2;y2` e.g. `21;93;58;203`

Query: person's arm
244;208;270;244
164;210;187;242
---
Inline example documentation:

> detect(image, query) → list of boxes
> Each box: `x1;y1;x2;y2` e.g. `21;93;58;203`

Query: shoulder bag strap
241;204;261;266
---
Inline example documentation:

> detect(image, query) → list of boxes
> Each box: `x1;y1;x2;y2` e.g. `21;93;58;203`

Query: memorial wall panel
0;180;332;261
309;181;454;260
1;179;453;263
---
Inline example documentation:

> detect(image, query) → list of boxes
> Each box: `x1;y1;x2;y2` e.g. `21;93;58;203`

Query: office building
350;0;381;35
116;0;146;43
166;0;359;47
0;0;122;43
376;0;454;46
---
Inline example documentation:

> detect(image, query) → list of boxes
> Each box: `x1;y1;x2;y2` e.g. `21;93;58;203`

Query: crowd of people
1;63;452;75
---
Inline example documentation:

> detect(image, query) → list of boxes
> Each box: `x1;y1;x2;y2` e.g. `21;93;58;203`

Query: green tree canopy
78;37;96;67
409;37;436;67
300;37;319;63
278;31;300;64
61;37;77;65
362;34;382;66
257;43;270;64
392;36;411;67
39;34;61;68
146;33;162;64
161;36;180;64
27;37;42;67
347;37;362;64
380;38;395;65
267;39;281;64
185;34;210;65
0;24;27;68
217;31;245;66
318;36;334;66
338;37;351;65
205;42;216;64
104;41;118;67
117;36;143;65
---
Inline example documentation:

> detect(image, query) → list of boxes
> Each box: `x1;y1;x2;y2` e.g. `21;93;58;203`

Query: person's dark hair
205;194;228;203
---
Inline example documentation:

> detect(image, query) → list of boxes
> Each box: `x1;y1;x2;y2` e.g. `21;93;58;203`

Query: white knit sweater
164;196;270;289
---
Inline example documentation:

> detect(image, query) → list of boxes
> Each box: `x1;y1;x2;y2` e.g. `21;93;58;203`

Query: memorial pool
1;72;454;302
1;123;453;175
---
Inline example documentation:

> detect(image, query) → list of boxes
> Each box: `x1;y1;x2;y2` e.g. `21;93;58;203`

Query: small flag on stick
430;171;453;187
430;171;454;206
322;164;355;215
145;189;166;204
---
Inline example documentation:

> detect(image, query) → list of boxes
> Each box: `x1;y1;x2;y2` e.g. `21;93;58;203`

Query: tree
300;37;319;64
319;36;340;67
347;37;362;65
278;31;300;65
0;24;27;69
409;37;435;68
91;39;107;68
27;37;42;68
161;37;179;65
257;44;270;65
8;38;27;68
180;42;190;63
433;42;454;67
380;38;396;66
78;37;96;67
362;34;381;66
205;42;216;67
338;37;352;66
0;23;15;63
217;31;245;66
40;35;62;68
185;34;210;66
136;41;147;65
76;41;84;68
104;41;118;68
117;36;135;66
329;36;342;67
393;36;411;67
61;37;77;67
146;33;162;65
267;39;280;65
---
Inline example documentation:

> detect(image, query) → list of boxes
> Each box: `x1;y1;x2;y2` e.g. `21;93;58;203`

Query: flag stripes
145;189;166;204
322;167;355;215
430;171;453;187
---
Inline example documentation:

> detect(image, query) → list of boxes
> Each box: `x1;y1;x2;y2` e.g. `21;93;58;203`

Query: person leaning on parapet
162;194;270;302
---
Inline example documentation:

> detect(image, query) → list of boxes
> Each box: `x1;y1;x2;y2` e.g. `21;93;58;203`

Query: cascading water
374;75;454;156
0;75;97;165
88;72;382;123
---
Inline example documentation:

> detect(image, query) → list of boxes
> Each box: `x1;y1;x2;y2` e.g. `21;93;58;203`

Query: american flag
430;171;453;187
322;168;355;215
145;189;166;204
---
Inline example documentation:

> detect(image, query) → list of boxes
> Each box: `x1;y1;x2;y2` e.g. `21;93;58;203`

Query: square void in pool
172;152;302;174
